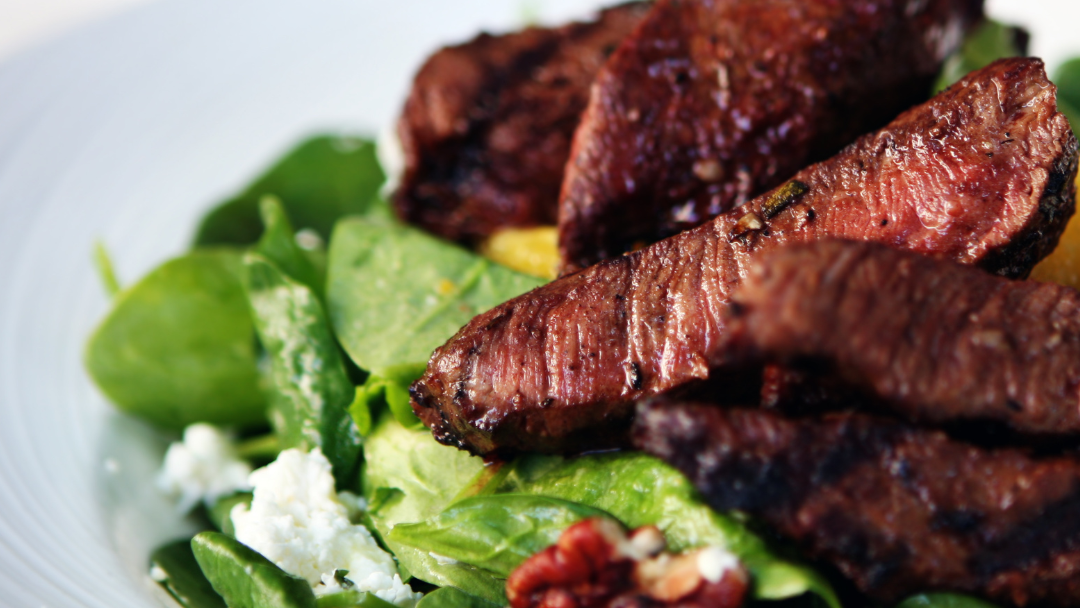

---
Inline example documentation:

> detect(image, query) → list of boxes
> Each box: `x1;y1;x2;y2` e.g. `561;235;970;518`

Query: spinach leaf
194;135;384;247
206;492;253;536
896;594;999;608
1053;59;1080;131
327;217;545;375
93;241;121;298
496;453;839;607
317;590;401;608
255;197;325;296
243;253;362;485
192;531;316;608
351;364;427;431
85;250;266;430
360;414;506;603
389;494;612;577
934;20;1027;93
415;587;500;608
150;539;227;608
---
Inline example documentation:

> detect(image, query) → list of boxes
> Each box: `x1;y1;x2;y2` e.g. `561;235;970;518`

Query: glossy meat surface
634;402;1080;606
557;0;984;271
411;59;1078;456
394;2;649;243
725;239;1080;436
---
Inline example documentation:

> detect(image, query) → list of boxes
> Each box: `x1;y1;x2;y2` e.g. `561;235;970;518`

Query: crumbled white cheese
696;546;740;583
158;423;252;512
231;448;422;607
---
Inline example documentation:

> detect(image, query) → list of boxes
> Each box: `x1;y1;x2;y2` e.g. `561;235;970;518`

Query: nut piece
506;518;749;608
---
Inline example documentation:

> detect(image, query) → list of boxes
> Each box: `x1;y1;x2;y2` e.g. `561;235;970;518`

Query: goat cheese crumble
231;448;421;607
158;423;252;513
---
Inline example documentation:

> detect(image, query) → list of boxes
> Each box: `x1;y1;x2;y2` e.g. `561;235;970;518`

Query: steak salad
82;2;1080;608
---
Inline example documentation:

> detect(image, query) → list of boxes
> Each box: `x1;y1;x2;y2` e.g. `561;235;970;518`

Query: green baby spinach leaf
896;594;999;608
360;414;505;603
194;135;385;247
1053;58;1080;131
496;452;839;608
351;364;427;432
327;217;545;375
389;494;612;577
255;197;324;296
85;250;266;430
206;492;253;536
150;539;227;608
192;531;316;608
243;253;361;485
934;20;1027;93
415;587;500;608
93;241;121;298
317;590;401;608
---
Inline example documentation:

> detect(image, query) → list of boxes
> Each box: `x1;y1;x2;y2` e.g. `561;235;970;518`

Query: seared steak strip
557;0;985;272
633;402;1080;607
724;239;1080;437
411;59;1077;456
394;2;650;243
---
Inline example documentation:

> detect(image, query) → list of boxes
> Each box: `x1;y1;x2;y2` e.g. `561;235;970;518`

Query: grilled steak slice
557;0;985;272
411;59;1078;456
394;2;650;243
633;402;1080;607
724;239;1080;437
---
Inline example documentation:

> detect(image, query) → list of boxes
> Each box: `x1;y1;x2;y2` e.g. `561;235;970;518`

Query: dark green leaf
327;217;544;375
150;539;227;608
85;250;266;430
389;495;612;577
896;593;1000;608
206;492;252;536
497;453;839;607
194;135;384;246
255;196;324;296
934;20;1026;93
191;531;316;608
243;253;361;485
415;587;500;608
1053;59;1080;131
361;415;505;603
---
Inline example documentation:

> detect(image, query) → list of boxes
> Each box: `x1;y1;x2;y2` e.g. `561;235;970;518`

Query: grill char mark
633;402;1080;606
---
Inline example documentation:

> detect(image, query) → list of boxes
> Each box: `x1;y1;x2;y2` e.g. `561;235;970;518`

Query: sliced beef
724;239;1080;437
394;2;650;243
557;0;985;272
411;59;1078;456
633;402;1080;607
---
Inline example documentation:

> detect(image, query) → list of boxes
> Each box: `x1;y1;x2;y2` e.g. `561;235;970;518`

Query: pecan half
506;518;748;608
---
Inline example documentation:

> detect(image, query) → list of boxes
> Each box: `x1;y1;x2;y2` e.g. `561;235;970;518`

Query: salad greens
326;216;545;376
151;540;228;608
415;588;500;608
194;135;384;247
388;495;613;577
361;413;508;604
192;532;317;608
85;249;266;430
1055;58;1080;130
243;252;361;485
933;19;1026;92
89;18;1063;601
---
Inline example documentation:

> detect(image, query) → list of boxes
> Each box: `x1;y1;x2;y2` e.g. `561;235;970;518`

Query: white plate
0;0;1076;606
